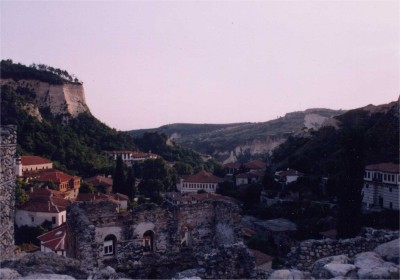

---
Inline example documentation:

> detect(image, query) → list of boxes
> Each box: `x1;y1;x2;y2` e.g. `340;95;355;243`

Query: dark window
104;235;117;256
52;217;56;224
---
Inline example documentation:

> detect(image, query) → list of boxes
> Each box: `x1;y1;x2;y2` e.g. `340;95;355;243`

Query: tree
336;128;364;238
113;156;125;194
15;179;29;207
79;181;95;194
124;166;136;199
138;179;163;204
173;162;193;176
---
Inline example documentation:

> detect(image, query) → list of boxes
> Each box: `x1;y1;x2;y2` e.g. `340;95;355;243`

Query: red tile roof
21;156;52;166
223;162;242;169
85;175;113;187
37;224;66;251
183;171;223;184
366;163;399;173
243;160;267;170
19;196;69;213
26;169;80;184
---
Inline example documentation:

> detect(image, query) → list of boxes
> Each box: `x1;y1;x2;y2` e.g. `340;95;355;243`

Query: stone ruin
285;227;399;271
0;125;17;260
67;194;255;279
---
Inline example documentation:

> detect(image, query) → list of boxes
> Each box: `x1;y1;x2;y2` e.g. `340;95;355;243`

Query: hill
271;100;399;175
1;60;207;177
129;108;345;163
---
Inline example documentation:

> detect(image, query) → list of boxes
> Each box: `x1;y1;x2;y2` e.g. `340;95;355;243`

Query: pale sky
1;0;399;130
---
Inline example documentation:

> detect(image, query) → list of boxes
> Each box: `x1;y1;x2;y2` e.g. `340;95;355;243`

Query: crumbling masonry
67;196;255;279
0;125;17;259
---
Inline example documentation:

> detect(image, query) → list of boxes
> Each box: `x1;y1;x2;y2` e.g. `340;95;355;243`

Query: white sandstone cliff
1;79;90;119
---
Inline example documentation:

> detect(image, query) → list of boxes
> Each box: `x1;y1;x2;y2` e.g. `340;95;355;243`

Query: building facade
176;171;222;193
362;163;399;210
15;188;69;228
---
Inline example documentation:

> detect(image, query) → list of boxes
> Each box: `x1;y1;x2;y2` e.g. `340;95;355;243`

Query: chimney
48;201;51;211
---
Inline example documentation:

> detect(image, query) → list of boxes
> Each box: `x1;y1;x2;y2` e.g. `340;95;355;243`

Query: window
389;187;392;192
143;230;154;252
104;235;117;256
390;202;393;209
31;216;34;222
52;217;56;224
104;240;113;255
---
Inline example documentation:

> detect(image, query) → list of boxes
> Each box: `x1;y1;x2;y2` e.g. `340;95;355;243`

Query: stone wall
67;198;255;278
285;228;399;271
0;125;17;260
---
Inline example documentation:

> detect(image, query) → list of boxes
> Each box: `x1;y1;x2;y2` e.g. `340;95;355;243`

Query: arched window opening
104;234;117;256
143;230;154;252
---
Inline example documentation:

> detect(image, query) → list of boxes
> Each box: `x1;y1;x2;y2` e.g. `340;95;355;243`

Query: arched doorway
143;230;154;252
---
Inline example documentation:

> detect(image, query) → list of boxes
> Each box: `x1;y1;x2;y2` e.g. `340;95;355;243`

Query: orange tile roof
183;171;223;184
37;224;66;251
366;163;399;173
21;156;52;166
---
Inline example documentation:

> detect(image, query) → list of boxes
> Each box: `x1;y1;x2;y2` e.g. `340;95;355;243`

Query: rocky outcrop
374;238;399;264
0;79;90;119
0;251;87;279
354;251;399;279
286;228;399;271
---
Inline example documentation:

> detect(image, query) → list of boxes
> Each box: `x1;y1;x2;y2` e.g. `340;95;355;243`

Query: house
24;169;81;199
235;170;264;186
243;160;267;172
15;188;70;228
37;224;67;256
176;171;223;193
275;168;303;185
106;150;158;166
16;155;53;176
223;162;241;176
84;174;113;194
362;163;399;210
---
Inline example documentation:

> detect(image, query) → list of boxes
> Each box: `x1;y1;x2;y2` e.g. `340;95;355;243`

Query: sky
1;0;399;130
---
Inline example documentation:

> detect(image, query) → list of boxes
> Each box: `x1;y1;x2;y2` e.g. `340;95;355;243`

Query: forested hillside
129;109;345;162
1;60;207;177
1;84;136;176
271;100;399;175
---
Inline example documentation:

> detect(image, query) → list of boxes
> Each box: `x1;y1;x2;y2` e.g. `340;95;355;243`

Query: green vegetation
129;109;344;159
1;84;136;177
1;59;81;84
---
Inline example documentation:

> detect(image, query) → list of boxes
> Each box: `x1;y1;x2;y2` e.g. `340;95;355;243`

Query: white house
107;150;158;165
177;171;222;193
275;169;303;185
15;188;69;228
37;224;67;256
16;155;53;176
362;163;399;210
